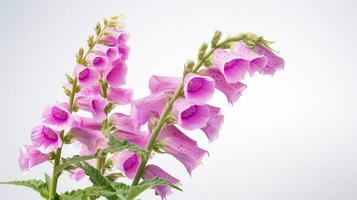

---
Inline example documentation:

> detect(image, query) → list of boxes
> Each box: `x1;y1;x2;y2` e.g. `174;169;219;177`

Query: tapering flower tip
256;44;285;75
173;98;210;130
131;92;168;126
212;49;250;83
69;127;108;154
118;44;130;61
105;58;127;86
107;87;133;105
184;73;215;103
76;95;107;122
203;68;247;104
110;113;138;133
69;168;86;181
112;150;140;179
231;42;267;76
201;105;224;142
94;44;119;61
71;116;102;131
87;53;108;70
31;125;62;153
42;103;71;129
102;35;118;47
149;75;181;94
158;125;197;147
74;65;99;88
117;31;129;44
143;165;180;200
18;145;48;172
113;130;149;149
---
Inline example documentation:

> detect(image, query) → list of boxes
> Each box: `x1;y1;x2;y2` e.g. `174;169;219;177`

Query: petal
200;105;224;142
31;125;62;153
110;113;139;133
113;130;149;149
149;75;181;94
87;53;109;72
94;44;119;61
183;73;215;104
69;168;86;181
76;96;107;122
42;103;71;130
107;87;133;105
71;116;102;130
18;145;48;172
158;125;197;147
112;150;140;179
256;44;285;75
105;59;127;86
69;127;108;154
74;65;99;88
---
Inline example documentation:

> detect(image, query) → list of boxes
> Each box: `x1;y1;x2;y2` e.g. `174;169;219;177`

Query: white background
0;0;356;199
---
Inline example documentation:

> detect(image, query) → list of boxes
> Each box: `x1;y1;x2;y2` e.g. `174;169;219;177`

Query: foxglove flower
87;53;108;71
107;87;133;105
231;42;267;76
69;168;86;181
76;95;107;122
18;145;48;172
173;98;210;130
118;44;130;61
110;113;139;133
183;73;215;103
42;103;71;129
143;165;180;199
105;58;127;86
102;35;118;47
94;44;119;61
71;116;102;131
112;150;140;179
74;65;99;88
69;127;108;154
149;75;181;94
31;125;62;153
203;67;247;104
256;44;285;75
212;48;250;83
201;105;224;142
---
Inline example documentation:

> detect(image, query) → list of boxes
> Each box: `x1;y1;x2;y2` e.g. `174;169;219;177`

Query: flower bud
211;30;222;47
198;43;208;60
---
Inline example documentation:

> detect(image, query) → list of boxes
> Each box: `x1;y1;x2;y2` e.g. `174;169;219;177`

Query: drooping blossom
212;48;250;83
42;103;71;129
143;165;180;199
74;65;99;88
69;168;86;181
183;73;215;104
107;87;133;104
71;116;102;131
87;53;108;72
76;95;107;122
18;145;48;172
202;67;247;104
69;127;108;155
149;75;181;94
200;105;224;142
105;58;127;86
117;44;130;61
112;150;140;179
173;98;210;130
255;44;285;75
94;44;119;61
231;42;267;76
110;113;139;133
31;125;62;153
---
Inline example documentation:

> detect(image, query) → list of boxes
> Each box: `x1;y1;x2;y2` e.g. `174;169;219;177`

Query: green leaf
103;136;147;157
55;155;101;175
60;186;118;200
126;178;182;200
44;173;52;190
0;179;49;199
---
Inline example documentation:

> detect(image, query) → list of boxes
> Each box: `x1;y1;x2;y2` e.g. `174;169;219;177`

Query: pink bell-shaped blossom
107;87;133;105
18;145;48;172
42;103;72;130
74;65;99;88
102;35;118;47
69;168;86;181
76;95;107;122
31;125;62;153
212;48;250;83
105;58;127;86
71;116;102;131
183;73;215;104
173;98;210;130
87;53;108;71
118;44;130;61
112;150;140;179
256;44;285;75
149;75;181;94
203;68;247;104
231;42;268;76
94;44;119;61
69;127;108;154
113;130;149;149
143;164;180;199
110;113;139;133
117;31;129;44
201;105;224;142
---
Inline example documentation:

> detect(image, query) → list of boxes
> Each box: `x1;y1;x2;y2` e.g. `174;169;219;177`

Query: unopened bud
198;43;208;60
65;74;74;84
211;30;222;47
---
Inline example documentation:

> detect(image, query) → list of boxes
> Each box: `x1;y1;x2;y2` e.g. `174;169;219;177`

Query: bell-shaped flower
112;150;140;179
231;42;267;76
131;92;169;126
42;103;72;130
69;168;86;181
143;164;180;199
203;68;247;104
102;35;118;47
183;73;215;104
200;105;224;142
110;113;139;133
87;53;108;72
31;125;62;153
76;95;107;122
18;145;48;172
105;58;127;86
69;127;108;154
117;31;129;45
74;65;99;88
212;48;250;83
173;98;210;130
118;44;130;61
149;75;181;94
71;116;102;131
107;87;133;105
256;44;285;75
94;44;119;61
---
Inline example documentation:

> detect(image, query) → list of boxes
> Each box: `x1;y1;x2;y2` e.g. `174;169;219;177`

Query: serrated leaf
60;186;118;200
0;179;50;199
103;136;147;157
44;173;52;190
126;178;182;200
54;155;101;175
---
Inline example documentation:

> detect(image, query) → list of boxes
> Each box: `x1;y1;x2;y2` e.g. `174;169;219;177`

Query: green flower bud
211;30;222;47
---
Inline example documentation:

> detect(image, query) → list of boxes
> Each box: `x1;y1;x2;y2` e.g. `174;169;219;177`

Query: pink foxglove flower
107;87;133;104
231;42;267;76
203;67;247;104
69;168;86;181
94;44;119;61
212;48;250;83
105;58;127;86
112;150;140;179
183;73;215;104
69;127;108;155
173;98;210;130
42;103;71;129
31;125;62;153
118;44;130;61
149;75;181;94
87;53;108;71
74;65;99;88
102;35;118;47
110;113;139;133
143;165;180;199
201;105;224;142
256;44;285;75
76;95;107;122
18;145;48;172
71;116;102;131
